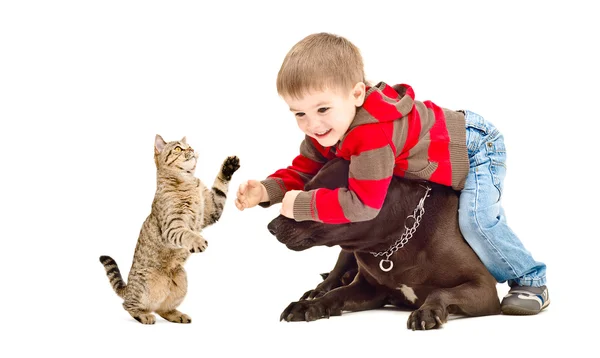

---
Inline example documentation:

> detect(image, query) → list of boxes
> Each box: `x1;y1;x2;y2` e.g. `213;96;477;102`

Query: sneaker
501;285;550;315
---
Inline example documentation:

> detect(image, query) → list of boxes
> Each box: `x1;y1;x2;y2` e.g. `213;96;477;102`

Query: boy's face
283;82;366;147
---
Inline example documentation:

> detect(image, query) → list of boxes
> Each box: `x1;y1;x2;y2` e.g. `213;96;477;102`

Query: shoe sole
501;299;551;316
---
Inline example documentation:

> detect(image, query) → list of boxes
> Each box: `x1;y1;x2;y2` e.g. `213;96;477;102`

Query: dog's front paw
299;288;327;301
299;277;335;300
280;299;341;322
221;156;240;181
407;305;448;330
299;270;357;300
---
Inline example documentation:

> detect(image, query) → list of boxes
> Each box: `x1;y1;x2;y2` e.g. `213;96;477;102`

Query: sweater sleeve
293;125;396;223
259;136;329;208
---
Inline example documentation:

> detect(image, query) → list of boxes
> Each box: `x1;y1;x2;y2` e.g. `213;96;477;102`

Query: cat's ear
180;136;187;144
155;134;167;155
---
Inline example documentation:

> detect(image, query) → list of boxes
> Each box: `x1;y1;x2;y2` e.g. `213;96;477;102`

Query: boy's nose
307;119;321;133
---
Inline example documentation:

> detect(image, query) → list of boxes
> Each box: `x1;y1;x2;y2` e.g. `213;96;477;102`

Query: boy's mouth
314;129;332;138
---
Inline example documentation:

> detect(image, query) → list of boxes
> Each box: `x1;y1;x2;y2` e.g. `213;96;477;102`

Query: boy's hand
235;180;267;211
281;190;302;219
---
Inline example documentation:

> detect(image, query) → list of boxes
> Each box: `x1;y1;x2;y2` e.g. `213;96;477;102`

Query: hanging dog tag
379;259;393;272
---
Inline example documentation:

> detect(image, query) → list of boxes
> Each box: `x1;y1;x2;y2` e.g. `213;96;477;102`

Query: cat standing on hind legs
100;134;240;324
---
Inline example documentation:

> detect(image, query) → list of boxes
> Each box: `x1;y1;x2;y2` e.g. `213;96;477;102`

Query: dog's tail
99;255;127;298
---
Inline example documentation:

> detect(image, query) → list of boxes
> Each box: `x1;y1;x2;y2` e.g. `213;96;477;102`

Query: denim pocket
465;127;482;158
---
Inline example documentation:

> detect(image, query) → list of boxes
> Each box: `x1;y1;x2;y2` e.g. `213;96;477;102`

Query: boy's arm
259;136;329;208
293;126;395;224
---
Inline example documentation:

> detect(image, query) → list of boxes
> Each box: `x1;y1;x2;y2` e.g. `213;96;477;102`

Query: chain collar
370;185;431;272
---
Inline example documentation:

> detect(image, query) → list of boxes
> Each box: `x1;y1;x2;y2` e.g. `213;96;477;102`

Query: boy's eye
295;112;305;118
317;107;330;114
174;146;182;152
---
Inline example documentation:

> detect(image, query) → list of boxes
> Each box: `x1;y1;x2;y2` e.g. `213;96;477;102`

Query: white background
1;0;598;356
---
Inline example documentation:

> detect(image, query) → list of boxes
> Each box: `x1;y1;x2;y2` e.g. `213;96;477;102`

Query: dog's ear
305;158;350;190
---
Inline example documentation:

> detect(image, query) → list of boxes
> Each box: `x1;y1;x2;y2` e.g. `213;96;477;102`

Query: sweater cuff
293;190;318;222
258;178;286;208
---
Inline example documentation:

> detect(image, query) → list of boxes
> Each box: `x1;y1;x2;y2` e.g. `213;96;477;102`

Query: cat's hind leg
126;308;157;325
122;271;165;324
123;291;157;324
156;266;191;323
157;309;191;324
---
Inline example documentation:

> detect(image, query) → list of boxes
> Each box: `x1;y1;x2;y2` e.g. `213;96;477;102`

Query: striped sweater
261;82;469;224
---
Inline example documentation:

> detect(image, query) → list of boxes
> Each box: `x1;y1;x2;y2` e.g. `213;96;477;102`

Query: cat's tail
99;255;127;298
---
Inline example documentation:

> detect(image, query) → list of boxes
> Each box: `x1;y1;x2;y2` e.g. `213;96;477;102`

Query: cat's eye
174;146;182;152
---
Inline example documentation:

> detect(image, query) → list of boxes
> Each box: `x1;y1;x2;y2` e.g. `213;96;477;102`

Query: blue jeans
458;110;546;287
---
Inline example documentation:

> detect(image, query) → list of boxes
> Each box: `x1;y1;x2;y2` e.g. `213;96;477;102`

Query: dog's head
267;158;422;251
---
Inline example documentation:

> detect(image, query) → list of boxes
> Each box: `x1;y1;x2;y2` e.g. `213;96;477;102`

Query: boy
235;32;548;315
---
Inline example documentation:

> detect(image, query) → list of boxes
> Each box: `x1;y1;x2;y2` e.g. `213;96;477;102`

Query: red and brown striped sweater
261;82;469;224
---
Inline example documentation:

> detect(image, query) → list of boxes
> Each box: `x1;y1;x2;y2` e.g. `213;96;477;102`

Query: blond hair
276;32;365;98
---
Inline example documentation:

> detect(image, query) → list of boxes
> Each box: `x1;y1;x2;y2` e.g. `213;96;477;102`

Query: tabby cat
100;134;240;324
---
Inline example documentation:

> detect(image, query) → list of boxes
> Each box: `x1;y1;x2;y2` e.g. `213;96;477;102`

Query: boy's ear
155;134;167;155
352;82;366;107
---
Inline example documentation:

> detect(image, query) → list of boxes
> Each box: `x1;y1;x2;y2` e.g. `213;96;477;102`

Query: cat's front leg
220;155;240;181
163;228;207;253
184;232;208;253
202;156;240;228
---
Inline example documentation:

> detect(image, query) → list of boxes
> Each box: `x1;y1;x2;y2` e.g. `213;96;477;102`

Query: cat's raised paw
221;156;240;180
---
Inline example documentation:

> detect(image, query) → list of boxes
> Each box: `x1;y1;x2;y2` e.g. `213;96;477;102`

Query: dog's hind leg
281;273;387;322
300;250;358;300
407;280;500;330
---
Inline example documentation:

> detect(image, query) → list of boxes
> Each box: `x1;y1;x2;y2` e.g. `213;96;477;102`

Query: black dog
267;159;500;330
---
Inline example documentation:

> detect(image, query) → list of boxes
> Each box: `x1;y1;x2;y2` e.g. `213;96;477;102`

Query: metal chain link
370;185;431;272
